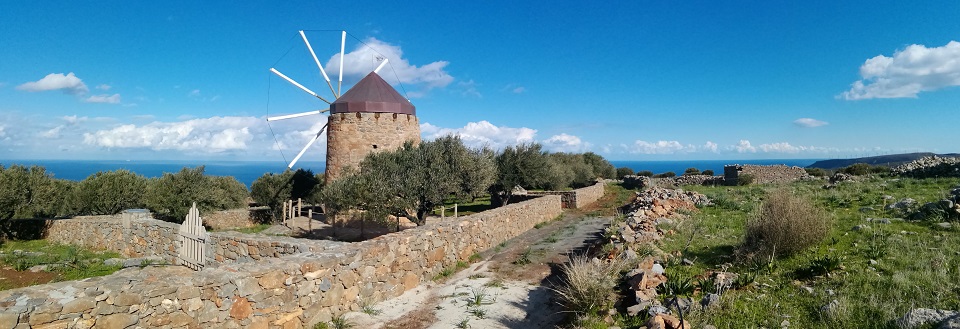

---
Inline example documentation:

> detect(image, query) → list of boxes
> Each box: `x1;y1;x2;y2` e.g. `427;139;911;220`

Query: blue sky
2;1;959;163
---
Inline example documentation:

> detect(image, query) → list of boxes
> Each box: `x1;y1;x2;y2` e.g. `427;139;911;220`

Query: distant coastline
0;159;326;188
610;159;820;175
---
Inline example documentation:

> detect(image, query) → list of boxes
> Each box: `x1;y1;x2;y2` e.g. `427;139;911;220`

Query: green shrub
683;167;701;176
74;170;148;215
701;169;715;176
636;170;654;177
0;165;65;220
144;166;248;222
250;169;322;221
743;189;831;258
737;173;755;185
839;163;889;176
805;167;829;177
653;171;676;178
615;167;634;179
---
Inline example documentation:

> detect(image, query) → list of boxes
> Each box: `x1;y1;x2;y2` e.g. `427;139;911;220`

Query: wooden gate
178;203;207;270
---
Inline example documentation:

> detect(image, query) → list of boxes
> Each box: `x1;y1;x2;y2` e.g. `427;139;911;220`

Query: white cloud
0;124;6;138
759;142;800;153
96;84;111;91
62;115;88;125
512;86;526;94
420;121;536;150
543;133;591;153
704;141;718;153
17;72;89;95
794;118;828;128
83;94;121;104
735;140;756;153
83;116;262;152
188;89;201;97
629;140;690;154
840;41;960;100
458;80;481;98
326;37;454;91
41;125;64;139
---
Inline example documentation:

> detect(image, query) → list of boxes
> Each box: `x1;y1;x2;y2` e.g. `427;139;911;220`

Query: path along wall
0;195;564;329
527;182;605;209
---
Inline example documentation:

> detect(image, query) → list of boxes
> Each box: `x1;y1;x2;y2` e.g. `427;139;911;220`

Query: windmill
267;30;420;183
266;30;393;169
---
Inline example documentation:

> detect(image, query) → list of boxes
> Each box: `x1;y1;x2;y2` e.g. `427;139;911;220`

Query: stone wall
42;216;347;265
325;112;420;182
0;195;564;328
527;182;605;208
723;164;810;185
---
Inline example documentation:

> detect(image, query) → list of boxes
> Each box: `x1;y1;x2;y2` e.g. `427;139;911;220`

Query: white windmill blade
299;30;337;98
288;123;328;168
266;108;330;122
374;58;389;74
337;30;346;97
270;68;333;104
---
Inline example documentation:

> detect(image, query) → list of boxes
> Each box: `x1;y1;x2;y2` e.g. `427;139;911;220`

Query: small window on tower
372;144;378;149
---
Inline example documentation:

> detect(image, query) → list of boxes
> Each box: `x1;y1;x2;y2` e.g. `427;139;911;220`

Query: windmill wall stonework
325;72;420;183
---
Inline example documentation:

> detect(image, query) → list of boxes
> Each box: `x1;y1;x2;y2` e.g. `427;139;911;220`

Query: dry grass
552;254;628;315
743;188;831;258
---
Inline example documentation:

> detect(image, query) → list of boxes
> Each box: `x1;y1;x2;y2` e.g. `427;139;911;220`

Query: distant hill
807;152;960;170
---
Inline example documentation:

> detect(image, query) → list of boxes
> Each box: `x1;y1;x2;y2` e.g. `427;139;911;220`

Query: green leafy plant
733;271;757;289
465;287;496;307
809;255;844;276
658;275;695;296
329;315;354;329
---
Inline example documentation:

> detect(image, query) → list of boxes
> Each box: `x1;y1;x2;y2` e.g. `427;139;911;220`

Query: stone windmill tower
265;30;420;183
325;72;420;182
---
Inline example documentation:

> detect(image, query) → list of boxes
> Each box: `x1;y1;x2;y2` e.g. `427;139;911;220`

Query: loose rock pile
907;185;960;221
893;156;960;178
602;187;710;329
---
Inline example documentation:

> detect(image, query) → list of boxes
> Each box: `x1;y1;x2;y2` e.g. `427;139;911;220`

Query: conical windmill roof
330;72;415;115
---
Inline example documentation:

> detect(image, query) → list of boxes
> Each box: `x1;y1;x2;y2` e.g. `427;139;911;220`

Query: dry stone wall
42;215;347;265
527;182;605;208
0;195;565;328
724;164;810;185
325;112;420;182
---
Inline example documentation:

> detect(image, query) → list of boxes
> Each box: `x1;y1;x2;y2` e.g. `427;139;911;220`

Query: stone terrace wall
527;182;605;208
724;164;810;185
0;195;563;328
43;216;346;265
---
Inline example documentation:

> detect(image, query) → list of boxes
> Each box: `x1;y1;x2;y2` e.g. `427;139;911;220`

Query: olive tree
74;169;148;215
250;169;322;221
488;143;552;206
144;166;248;222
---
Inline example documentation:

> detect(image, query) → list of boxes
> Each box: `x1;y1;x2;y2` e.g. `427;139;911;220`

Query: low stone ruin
724;164;811;185
603;187;710;328
893;156;960;178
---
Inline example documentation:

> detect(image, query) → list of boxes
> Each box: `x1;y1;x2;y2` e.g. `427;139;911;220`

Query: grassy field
652;177;960;328
0;240;124;290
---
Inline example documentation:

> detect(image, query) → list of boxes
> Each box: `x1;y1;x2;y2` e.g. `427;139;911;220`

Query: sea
0;158;820;188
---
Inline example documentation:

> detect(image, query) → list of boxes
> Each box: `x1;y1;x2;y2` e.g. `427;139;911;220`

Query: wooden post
308;208;313;232
441;205;445;219
298;198;302;217
282;200;287;225
454;204;458;218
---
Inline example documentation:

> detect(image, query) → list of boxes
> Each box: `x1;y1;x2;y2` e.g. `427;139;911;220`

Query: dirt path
345;213;612;329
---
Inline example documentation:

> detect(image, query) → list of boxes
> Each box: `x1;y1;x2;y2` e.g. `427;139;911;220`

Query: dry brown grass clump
743;189;831;258
553;255;628;315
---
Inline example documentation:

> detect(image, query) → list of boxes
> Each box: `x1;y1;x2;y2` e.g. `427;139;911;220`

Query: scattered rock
700;293;720;309
897;308;960;328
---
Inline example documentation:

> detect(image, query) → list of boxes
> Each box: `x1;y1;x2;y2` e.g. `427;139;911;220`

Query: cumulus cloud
840;41;960;100
512;86;526;94
96;84;111;91
17;72;89;95
794;118;828;128
41;125;64;139
629;140;689;154
703;141;718;153
542;133;591;153
83;94;121;104
83;116;263;152
420;121;536;150
326;37;454;91
62;115;88;125
735;140;757;153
